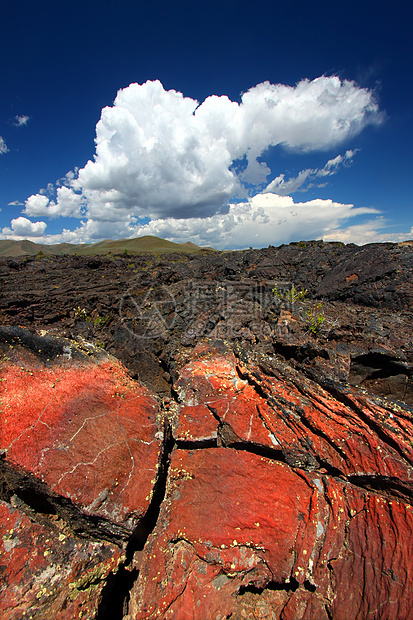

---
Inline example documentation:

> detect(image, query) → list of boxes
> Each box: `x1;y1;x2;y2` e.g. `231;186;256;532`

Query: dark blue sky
0;0;412;247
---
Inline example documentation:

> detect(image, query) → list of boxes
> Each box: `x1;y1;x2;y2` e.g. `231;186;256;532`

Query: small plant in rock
306;303;325;334
273;284;307;304
92;314;110;327
73;307;109;326
73;306;89;321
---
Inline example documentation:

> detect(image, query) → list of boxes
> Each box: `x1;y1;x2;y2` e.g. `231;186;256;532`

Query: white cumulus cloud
127;192;380;250
74;80;237;220
2;217;47;237
25;76;380;224
322;220;413;244
6;77;393;248
4;193;412;248
24;194;50;215
24;187;85;218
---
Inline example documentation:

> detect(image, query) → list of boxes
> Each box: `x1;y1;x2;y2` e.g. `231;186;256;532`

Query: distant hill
0;236;216;257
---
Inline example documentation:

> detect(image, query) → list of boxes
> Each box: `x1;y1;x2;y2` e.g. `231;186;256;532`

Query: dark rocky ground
1;240;412;405
2;240;413;619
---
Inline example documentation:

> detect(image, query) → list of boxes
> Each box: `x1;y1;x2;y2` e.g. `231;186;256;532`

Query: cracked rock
0;329;163;542
1;241;413;619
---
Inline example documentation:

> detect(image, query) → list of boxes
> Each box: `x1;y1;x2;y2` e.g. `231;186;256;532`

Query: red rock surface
125;342;413;619
0;499;123;620
128;448;314;619
1;334;162;538
1;329;413;619
172;342;413;493
129;450;413;620
171;342;276;448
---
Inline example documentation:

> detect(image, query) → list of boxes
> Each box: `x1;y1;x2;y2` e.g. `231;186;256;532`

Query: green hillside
0;236;215;257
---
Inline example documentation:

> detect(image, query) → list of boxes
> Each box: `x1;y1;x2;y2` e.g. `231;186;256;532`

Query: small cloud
264;150;359;195
264;169;314;195
7;200;24;207
0;137;9;155
317;149;358;177
24;187;85;219
39;183;56;196
13;115;30;127
58;168;79;187
2;216;47;238
322;218;413;244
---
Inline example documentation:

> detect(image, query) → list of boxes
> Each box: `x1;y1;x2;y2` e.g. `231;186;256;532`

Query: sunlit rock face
0;329;162;619
127;342;413;620
1;330;413;619
1;242;413;618
0;499;124;620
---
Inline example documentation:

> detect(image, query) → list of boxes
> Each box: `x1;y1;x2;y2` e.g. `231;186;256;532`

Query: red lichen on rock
125;343;413;619
1;344;162;534
0;499;123;620
2;332;413;619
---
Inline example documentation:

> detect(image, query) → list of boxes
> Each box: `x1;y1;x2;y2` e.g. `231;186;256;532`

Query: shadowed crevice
175;438;218;449
96;421;175;620
238;577;316;595
96;567;139;619
347;474;413;503
0;459;129;543
126;423;175;555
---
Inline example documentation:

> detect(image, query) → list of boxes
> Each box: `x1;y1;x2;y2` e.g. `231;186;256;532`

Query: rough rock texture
1;241;413;398
0;328;162;618
0;327;163;540
128;342;413;619
1;242;413;619
0;500;123;620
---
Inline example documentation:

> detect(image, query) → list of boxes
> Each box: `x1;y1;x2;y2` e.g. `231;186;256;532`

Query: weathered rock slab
0;328;163;539
127;448;413;619
125;344;413;619
1;324;413;619
0;499;123;620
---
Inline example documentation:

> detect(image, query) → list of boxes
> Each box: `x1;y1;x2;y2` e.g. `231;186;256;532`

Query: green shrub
273;283;307;304
73;307;109;326
73;306;89;321
92;314;110;327
306;303;325;334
